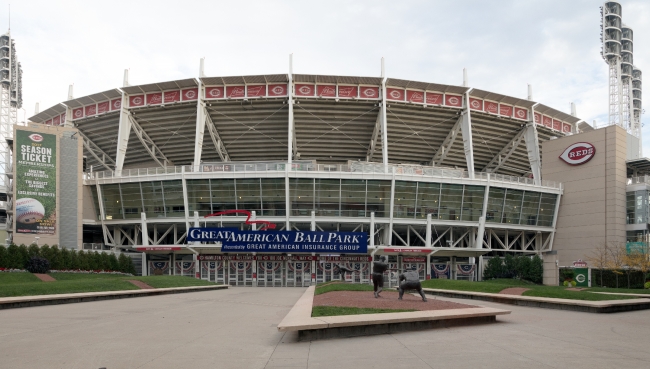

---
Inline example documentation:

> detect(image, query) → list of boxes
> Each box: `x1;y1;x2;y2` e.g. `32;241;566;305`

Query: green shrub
483;257;504;280
530;255;543;284
515;256;532;280
118;254;130;273
0;245;7;268
18;245;29;269
27;244;40;259
590;269;645;289
560;268;574;282
49;246;61;270
77;251;89;270
25;257;50;274
645;282;650;289
109;254;119;271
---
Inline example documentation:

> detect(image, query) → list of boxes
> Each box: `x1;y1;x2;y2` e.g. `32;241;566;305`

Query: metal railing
82;243;110;250
86;161;561;189
628;175;650;185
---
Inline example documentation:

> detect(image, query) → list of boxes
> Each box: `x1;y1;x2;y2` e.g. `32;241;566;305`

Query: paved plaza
1;287;649;369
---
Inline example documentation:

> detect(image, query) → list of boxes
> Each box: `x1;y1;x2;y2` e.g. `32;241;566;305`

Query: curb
422;288;650;313
0;285;228;310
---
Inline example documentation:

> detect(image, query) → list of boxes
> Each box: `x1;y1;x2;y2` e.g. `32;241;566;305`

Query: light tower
0;29;22;240
601;1;642;148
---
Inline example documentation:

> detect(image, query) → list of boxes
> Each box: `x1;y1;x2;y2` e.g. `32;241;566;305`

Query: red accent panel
563;123;572;133
97;101;110;114
317;85;336;97
52;116;60;125
205;86;224;99
499;104;512;117
359;86;379;99
182;88;199;101
111;98;122;111
514;107;527;120
246;85;266;97
445;94;463;107
72;108;84;119
337;85;358;98
268;84;288;96
164;90;180;103
552;119;562;131
386;88;405;101
406;90;424;103
44;119;52;125
146;92;163;105
295;84;315;96
226;85;246;98
425;92;443;105
543;115;552;128
534;112;542;124
129;95;145;107
469;98;483;111
485;101;498;114
85;104;97;116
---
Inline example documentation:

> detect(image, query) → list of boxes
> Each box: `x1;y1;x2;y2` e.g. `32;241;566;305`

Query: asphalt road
1;287;649;369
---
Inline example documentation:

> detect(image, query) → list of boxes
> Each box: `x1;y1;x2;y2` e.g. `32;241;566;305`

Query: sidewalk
0;284;228;310
422;288;650;313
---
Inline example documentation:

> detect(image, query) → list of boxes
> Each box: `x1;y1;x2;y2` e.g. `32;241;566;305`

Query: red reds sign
469;98;483;111
97;101;110;114
205;86;224;99
445;94;463;107
295;84;315;96
559;142;596;165
268;84;287;97
359;86;379;99
386;88;405;101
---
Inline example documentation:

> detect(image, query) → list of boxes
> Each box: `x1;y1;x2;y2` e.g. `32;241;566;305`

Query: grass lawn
312;306;415;317
421;278;638;301
315;281;375;295
0;273;216;298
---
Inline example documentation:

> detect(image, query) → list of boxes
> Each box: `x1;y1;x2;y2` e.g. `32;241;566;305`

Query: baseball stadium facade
25;65;640;287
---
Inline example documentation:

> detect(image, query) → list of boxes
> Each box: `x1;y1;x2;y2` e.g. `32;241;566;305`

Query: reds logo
389;90;402;99
298;86;312;95
28;134;43;142
132;96;143;106
470;100;481;109
208;88;222;98
559;142;596;165
447;96;460;106
361;87;377;98
113;100;121;109
516;109;526;118
74;109;83;118
271;86;285;95
184;90;197;99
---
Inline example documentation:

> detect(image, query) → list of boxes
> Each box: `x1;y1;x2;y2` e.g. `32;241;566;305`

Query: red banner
425;92;443;105
97;101;110;114
317;85;336;97
406;90;424;103
445;94;463;107
59;113;66;124
534;112;542;124
514;107;527;120
543;115;552;127
499;104;512;117
44;119;52;125
136;246;182;251
552;119;562;131
268;84;287;96
469;98;483;111
322;256;371;262
146;92;163;105
402;257;426;262
226;85;246;98
562;123;572;133
205;86;224;99
295;84;315;96
257;255;289;261
359;86;379;99
164;90;180;103
72;108;84;119
52;115;60;125
485;101;498;114
130;95;145;107
337;85;358;98
85;104;97;116
247;85;266;97
182;88;199;101
291;255;317;261
111;98;122;111
386;88;405;101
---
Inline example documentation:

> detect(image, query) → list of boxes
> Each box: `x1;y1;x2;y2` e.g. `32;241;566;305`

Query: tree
18;245;29;269
0;245;6;268
515;256;532;280
27;244;40;259
49;246;61;270
530;255;543;284
625;250;650;285
483;256;504;280
587;243;610;287
607;243;627;288
118;253;130;273
59;248;71;270
503;254;517;278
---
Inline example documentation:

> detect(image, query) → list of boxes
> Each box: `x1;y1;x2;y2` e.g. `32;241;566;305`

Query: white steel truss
78;131;115;172
431;115;462;166
366;109;382;162
204;107;230;162
128;114;173;168
482;128;525;173
608;59;624;129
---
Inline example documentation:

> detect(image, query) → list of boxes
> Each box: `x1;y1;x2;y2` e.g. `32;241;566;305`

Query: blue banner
187;228;367;254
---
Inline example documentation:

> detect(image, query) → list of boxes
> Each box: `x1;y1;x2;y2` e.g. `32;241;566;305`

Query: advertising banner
187;228;367;254
574;267;589;287
15;130;57;235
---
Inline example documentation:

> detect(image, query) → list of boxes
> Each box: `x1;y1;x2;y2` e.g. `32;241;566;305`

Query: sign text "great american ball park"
187;228;368;254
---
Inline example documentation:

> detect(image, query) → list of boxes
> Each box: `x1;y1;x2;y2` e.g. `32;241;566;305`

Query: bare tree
625;247;650;287
587;243;609;287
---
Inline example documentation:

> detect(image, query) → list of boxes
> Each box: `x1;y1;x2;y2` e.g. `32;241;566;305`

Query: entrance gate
286;261;311;287
201;260;227;284
316;261;337;283
256;255;288;287
402;257;427;281
229;260;254;286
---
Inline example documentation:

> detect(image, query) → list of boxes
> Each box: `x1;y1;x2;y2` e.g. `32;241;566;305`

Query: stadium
20;62;590;287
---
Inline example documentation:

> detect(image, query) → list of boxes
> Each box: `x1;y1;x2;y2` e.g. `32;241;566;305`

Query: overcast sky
4;0;649;153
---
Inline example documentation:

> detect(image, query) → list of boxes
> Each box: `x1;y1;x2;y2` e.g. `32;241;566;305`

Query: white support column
182;167;190;231
370;212;375;248
380;58;389;172
311;211;316;231
386;170;395;245
524;104;542;185
461;89;475;179
285;167;290;230
426;214;432;248
193;59;206;172
547;192;563;253
64;85;74;128
141;252;147;276
288;54;294;163
475;174;490;249
115;74;131;176
140;212;148;246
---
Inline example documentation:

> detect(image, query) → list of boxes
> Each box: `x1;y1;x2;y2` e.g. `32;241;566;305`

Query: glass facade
626;190;648;224
95;178;557;227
